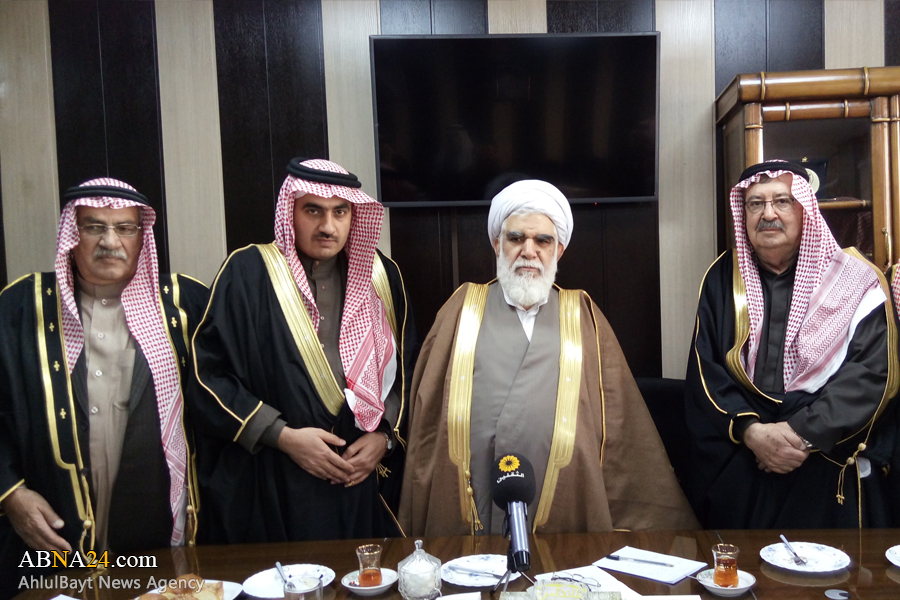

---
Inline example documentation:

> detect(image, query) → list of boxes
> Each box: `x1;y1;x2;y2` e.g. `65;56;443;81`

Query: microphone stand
492;514;536;594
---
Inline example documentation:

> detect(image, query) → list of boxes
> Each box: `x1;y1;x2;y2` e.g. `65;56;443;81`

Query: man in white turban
399;180;697;535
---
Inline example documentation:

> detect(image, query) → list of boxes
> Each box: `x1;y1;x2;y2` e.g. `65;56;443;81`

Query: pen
606;555;674;568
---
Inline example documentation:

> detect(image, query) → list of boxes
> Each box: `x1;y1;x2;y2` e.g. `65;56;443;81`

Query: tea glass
712;544;740;588
357;544;383;587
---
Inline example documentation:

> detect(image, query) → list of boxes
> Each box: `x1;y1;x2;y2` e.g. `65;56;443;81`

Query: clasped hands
743;421;809;474
276;427;386;487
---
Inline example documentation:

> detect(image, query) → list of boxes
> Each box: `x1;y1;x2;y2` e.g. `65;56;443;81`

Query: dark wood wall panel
380;0;432;34
766;0;823;73
548;0;653;34
213;0;273;252
213;0;327;254
887;0;900;67
48;0;169;270
0;148;5;287
432;0;488;34
714;1;766;94
714;0;824;95
383;0;489;340
389;208;457;337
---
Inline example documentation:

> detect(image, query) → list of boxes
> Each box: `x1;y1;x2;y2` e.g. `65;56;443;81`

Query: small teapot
398;540;441;600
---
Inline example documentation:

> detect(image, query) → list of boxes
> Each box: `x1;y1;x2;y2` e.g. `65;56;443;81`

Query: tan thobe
77;277;135;551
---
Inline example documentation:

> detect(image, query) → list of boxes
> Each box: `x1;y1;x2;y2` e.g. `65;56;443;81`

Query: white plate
341;568;398;596
887;545;900;567
243;564;336;598
760;542;851;573
441;554;520;587
151;579;241;600
694;569;756;598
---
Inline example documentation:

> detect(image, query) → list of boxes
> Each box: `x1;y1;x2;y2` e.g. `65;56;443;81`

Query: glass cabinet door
763;117;874;261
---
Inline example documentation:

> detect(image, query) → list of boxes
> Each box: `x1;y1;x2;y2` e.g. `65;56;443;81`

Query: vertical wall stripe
0;0;60;281
321;0;387;253
487;0;547;33
657;0;717;378
47;1;171;272
825;0;885;68
155;0;227;285
213;0;328;254
887;0;900;66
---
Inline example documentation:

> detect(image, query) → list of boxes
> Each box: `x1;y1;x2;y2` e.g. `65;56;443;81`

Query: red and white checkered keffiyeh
892;266;900;312
55;178;187;545
729;164;885;392
273;159;396;432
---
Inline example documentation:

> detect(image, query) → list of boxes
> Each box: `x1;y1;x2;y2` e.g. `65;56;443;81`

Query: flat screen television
370;33;659;207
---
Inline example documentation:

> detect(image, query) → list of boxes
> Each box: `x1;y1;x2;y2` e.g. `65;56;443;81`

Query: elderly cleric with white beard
398;179;698;536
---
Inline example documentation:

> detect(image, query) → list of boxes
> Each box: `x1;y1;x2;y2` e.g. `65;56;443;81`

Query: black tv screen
370;33;659;207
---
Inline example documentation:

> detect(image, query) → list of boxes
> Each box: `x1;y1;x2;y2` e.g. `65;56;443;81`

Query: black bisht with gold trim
0;272;209;594
683;250;899;529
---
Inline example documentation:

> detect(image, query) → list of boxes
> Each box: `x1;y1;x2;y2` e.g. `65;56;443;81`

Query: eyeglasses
549;573;601;591
744;198;795;215
78;223;142;238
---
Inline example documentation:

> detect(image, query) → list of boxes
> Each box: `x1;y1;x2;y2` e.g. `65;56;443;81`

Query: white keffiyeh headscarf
730;161;885;392
273;159;396;432
56;178;188;545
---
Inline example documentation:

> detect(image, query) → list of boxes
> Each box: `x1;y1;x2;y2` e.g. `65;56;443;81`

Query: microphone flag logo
499;455;520;472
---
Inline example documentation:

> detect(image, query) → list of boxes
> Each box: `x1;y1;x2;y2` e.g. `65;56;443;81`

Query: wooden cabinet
716;66;900;271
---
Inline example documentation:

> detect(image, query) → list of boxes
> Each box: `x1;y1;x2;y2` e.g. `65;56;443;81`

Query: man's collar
500;284;550;313
75;274;128;299
297;250;342;279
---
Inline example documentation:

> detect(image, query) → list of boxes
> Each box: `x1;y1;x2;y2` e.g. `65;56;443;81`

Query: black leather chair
635;377;691;489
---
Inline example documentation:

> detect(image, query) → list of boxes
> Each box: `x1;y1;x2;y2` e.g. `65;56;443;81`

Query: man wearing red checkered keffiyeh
190;158;417;542
684;160;899;530
0;179;209;587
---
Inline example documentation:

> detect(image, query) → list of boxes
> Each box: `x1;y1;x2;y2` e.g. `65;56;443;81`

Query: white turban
488;180;573;248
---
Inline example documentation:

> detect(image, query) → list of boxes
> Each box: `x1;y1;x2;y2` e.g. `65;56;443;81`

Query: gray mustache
94;248;128;260
757;219;784;231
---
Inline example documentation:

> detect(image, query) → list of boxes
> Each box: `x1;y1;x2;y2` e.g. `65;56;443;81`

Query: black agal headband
63;184;150;206
287;157;362;189
739;160;810;184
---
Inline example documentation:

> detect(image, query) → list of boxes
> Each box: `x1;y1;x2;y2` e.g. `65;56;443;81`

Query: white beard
496;247;557;308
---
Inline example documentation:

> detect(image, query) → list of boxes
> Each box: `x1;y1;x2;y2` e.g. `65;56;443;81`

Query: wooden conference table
12;529;900;600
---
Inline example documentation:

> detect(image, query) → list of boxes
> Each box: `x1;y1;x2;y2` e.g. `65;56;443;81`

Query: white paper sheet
535;565;642;600
593;546;707;585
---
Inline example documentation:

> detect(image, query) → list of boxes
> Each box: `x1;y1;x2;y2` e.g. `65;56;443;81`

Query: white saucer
886;545;900;567
442;555;520;587
694;569;756;597
243;564;336;598
760;542;851;573
341;568;398;596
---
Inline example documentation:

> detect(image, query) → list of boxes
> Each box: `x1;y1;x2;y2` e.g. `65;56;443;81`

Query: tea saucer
341;568;398;596
694;569;756;597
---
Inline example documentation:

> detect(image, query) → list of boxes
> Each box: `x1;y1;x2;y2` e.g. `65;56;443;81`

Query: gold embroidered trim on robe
170;274;192;357
257;243;345;416
447;283;489;530
372;255;397;340
532;288;582;529
726;249;781;403
373;253;411;450
36;275;95;553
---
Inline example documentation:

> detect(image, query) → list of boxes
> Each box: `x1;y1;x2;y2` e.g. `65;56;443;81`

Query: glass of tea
712;544;740;587
357;544;383;587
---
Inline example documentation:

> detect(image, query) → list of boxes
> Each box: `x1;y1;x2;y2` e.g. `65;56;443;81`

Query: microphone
491;453;536;572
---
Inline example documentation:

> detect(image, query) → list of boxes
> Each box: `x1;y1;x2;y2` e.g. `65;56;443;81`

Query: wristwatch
381;432;393;451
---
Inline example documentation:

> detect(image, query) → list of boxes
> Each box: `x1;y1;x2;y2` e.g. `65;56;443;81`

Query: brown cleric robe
399;281;698;535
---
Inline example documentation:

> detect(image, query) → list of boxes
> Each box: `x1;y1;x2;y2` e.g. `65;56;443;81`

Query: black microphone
491;453;536;572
